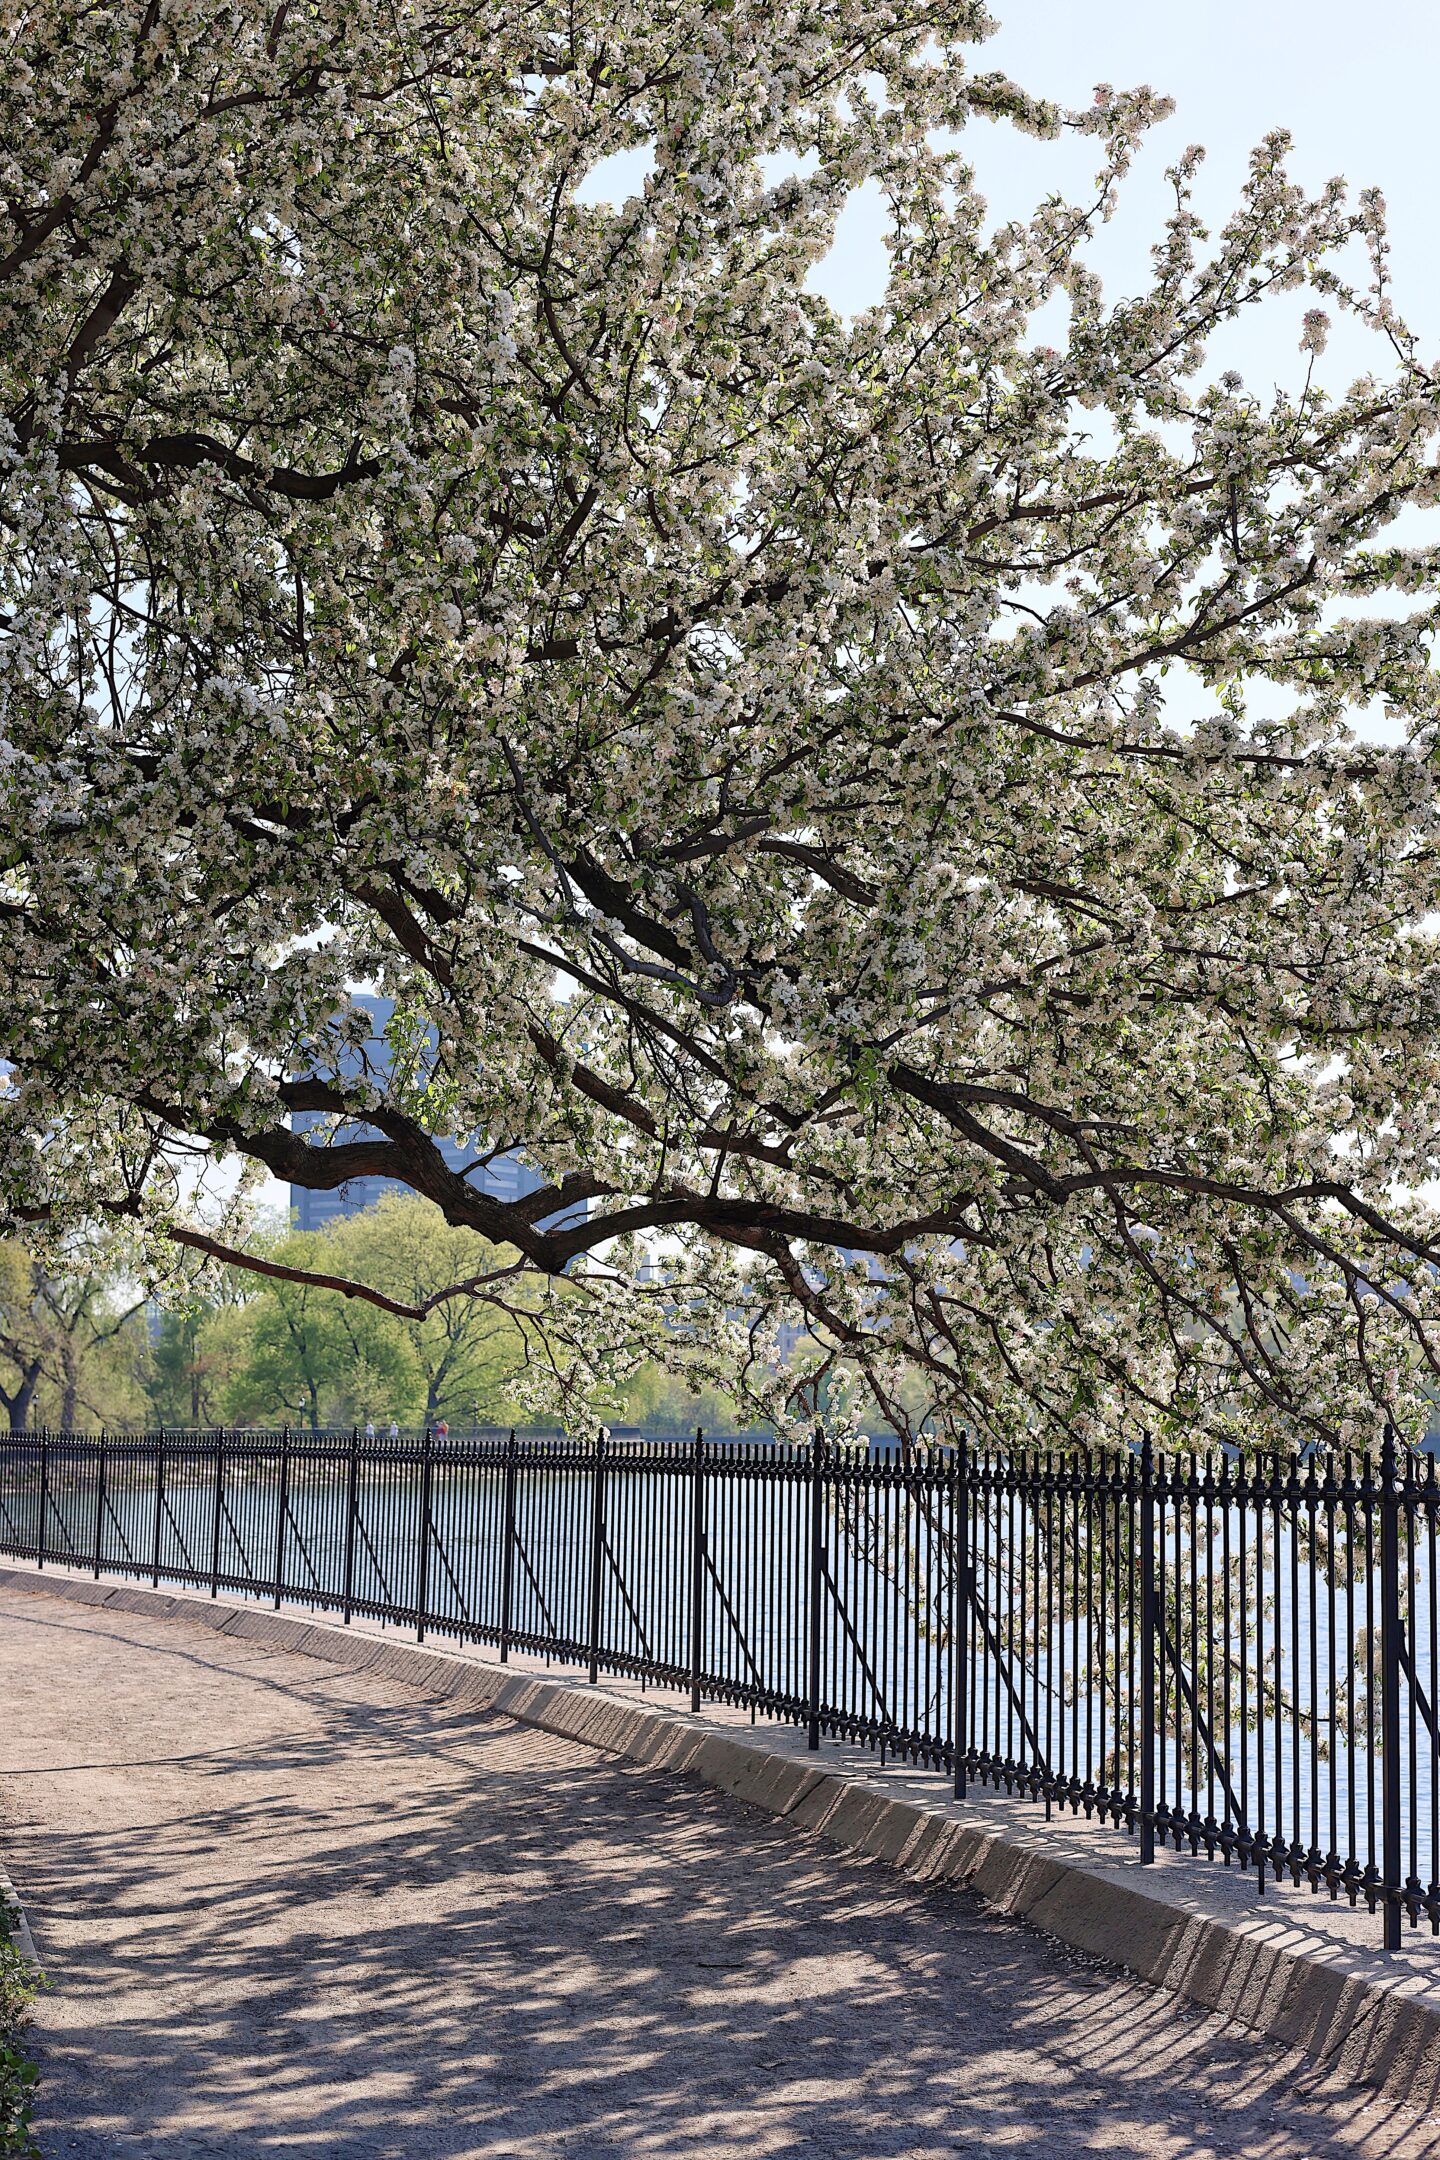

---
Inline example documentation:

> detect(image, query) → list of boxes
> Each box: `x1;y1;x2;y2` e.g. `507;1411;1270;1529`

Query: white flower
1300;309;1330;355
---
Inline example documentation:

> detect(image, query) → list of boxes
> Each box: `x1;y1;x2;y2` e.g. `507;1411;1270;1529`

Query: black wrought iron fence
0;1424;1435;1949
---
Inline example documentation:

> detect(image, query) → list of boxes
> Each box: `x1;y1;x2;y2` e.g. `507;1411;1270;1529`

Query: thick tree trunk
59;1338;79;1434
1;1357;42;1434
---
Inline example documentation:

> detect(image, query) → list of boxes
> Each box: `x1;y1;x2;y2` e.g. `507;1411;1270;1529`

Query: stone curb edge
0;1861;37;1969
5;1563;1439;2108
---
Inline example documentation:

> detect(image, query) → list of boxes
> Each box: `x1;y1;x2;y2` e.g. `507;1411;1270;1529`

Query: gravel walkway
2;1583;1438;2159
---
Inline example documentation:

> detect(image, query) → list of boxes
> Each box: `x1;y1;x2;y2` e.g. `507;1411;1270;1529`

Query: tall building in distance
290;995;547;1232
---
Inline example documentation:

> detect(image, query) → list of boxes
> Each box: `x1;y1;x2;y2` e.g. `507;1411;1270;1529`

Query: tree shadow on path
1;1596;1436;2160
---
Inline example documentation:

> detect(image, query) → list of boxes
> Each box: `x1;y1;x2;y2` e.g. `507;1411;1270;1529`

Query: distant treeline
0;1195;758;1435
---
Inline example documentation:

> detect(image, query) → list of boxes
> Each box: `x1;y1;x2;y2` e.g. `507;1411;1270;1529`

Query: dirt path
1;1582;1437;2160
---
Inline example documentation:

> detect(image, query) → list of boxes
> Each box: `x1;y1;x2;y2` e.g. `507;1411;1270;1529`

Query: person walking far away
436;1419;449;1440
388;1419;399;1442
364;1418;375;1442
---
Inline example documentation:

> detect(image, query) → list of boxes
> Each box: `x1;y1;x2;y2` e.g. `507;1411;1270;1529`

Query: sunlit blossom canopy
4;0;1440;1441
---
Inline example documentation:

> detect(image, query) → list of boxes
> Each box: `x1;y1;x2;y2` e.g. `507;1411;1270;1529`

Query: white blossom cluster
4;0;1440;1447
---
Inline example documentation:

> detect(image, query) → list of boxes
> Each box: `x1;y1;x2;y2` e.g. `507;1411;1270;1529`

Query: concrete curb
0;1862;37;1969
5;1562;1440;2107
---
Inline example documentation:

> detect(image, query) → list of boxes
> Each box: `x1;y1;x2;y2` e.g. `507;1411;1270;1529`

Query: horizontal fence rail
1;1424;1435;1948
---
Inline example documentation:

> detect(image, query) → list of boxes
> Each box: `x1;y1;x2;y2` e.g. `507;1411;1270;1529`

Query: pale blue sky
574;3;1440;393
815;0;1440;373
773;0;1437;752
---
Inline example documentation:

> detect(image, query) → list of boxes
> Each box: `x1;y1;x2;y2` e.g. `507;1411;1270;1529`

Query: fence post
1139;1432;1157;1865
952;1432;970;1799
587;1430;607;1686
807;1431;826;1751
210;1438;224;1599
499;1430;518;1663
151;1436;165;1588
689;1427;706;1714
1381;1422;1404;1952
35;1433;49;1570
93;1434;107;1580
273;1427;290;1611
416;1426;434;1643
341;1427;359;1626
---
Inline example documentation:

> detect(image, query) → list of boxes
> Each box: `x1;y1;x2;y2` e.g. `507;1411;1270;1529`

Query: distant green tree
147;1300;254;1428
0;1238;150;1431
323;1196;526;1424
220;1235;426;1430
615;1359;760;1435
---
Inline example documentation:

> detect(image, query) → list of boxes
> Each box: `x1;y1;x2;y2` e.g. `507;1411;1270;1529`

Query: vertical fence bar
416;1427;434;1642
92;1435;106;1579
499;1431;517;1663
953;1432;969;1799
37;1434;49;1570
150;1438;164;1588
210;1439;224;1598
273;1427;290;1611
1139;1433;1156;1865
689;1427;706;1714
807;1432;826;1751
588;1431;607;1686
341;1429;359;1625
1381;1422;1404;1951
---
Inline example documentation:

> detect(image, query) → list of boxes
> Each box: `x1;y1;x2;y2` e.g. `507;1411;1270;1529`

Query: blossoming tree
5;0;1440;1442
